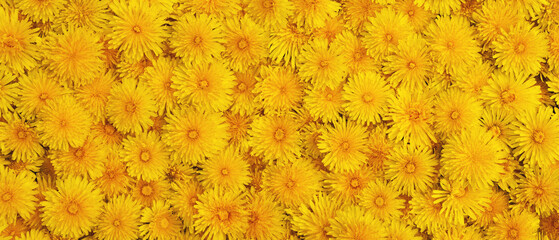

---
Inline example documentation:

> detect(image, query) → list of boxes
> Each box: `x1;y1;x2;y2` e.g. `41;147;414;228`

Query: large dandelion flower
385;144;437;195
487;209;539;240
43;27;104;86
121;131;169;181
223;17;268;72
0;9;40;74
248;114;301;162
75;71;115;123
262;160;322;207
325;167;375;203
162;108;228;165
96;196;141;240
50;137;105;179
41;177;103;239
57;0;110;32
343;71;392;125
108;0;168;61
291;193;342;240
358;180;405;220
140;57;178;114
0;167;38;224
172;60;235;112
0;114;43;162
16;69;67;120
199;147;250;191
132;179;170;207
304;84;344;123
245;191;285;240
224;111;253;151
481;71;541;115
139;201;181;240
433;88;483;137
35;96;92;151
170;14;225;65
298;38;348;90
473;0;523;45
441;127;507;189
494;21;548;76
194;188;248;240
432;179;491;226
256;66;303;113
387;88;437;147
332;31;376;75
363;8;413;59
247;0;293;30
291;0;340;29
516;168;559;215
317;117;369;172
106;79;157;134
95;151;131;197
395;0;433;32
383;34;432;89
230;70;259;115
329;205;387;239
511;106;559;167
426;15;479;74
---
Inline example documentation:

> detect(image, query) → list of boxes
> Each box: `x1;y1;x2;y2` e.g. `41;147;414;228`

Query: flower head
317;117;369;172
194;188;248;240
329;205;387;239
291;193;342;240
0;114;43;162
140;201;181;240
386;144;437;195
363;8;413;59
256;66;303;113
262;160;322;207
121;131;169;181
248;114;301;162
107;78;157;135
224;17;268;72
141;57;178;114
291;0;340;29
170;13;225;65
433;88;483;137
247;0;294;30
0;9;40;74
199;147;251;191
0;167;38;224
481;71;541;115
245;191;286;240
432;179;491;226
383;34;432;89
96;195;141;240
343;71;392;125
488;209;539;240
516;168;559;215
298;38;348;90
50;137;105;179
358;180;405;220
304;84;344;123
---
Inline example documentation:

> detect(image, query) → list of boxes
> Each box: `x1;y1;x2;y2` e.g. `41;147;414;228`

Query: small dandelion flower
433;88;483;137
141;57;178;114
247;0;293;30
194;188;248;240
184;0;241;19
298;38;348;90
0;9;40;74
225;111;253;152
132;179;170;207
16;69;67;120
383;34;432;89
199;147;250;191
170;14;225;65
363;8;414;59
269;24;312;68
121;131;169;181
342;71;392;125
0;167;38;224
291;0;341;29
96;196;141;240
15;0;65;23
482;70;541;115
90;122;124;147
325;167;376;203
248;114;301;162
57;0;110;32
223;17;268;72
475;190;509;227
170;180;204;227
304;84;344;123
262;160;322;207
140;201;181;240
230;70;259;115
454;60;492;98
317;117;369;172
75;71;115;123
245;191;285;240
415;0;464;15
386;144;437;195
332;31;377;75
95;151;131;197
385;220;423;240
358;180;405;220
409;190;449;234
516;168;559;215
328;205;387;239
14;229;50;240
50;137;106;179
256;66;303;113
432;179;491;226
291;193;342;240
487;209;539;240
341;0;382;32
0;114;43;162
395;0;433;32
473;0;522;45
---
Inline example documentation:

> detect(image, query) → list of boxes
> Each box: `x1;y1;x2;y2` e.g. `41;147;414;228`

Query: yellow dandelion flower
441;127;507;189
325;167;376;203
385;220;422;240
44;27;104;86
140;201;181;240
475;190;509;227
56;0;110;33
395;0;433;32
0;9;39;74
432;179;491;226
0;69;18;115
108;0;168;62
512;106;559;167
184;0;241;19
230;70;259;115
269;23;312;68
365;125;394;174
162;108;228;165
482;71;541;115
172;60;235;112
548;26;559;73
121;131;169;181
387;88;437;147
433;88;483;137
317;117;368;172
170;13;225;65
35;96;92;151
341;0;382;32
386;144;437;195
516;168;559;215
90;122;124;148
479;107;515;147
384;34;431;89
304;84;344;123
75;71;115;123
494;21;548;76
409;190;449;234
300;122;324;159
290;0;340;29
245;191;285;240
247;0;293;30
41;177;103;239
358;179;405;220
363;8;413;59
16;69;67;120
433;226;485;240
256;66;303;113
425;15;479;74
512;0;548;17
497;155;521;192
132;179;170;207
223;17;268;72
473;0;523;45
50;137;105;179
262;160;322;207
332;31;377;75
315;16;345;43
194;188;248;240
0;114;43;162
224;111;252;152
199;147;250;191
328;205;387;239
415;0;463;15
488;209;539;240
116;57;153;80
0;167;38;224
291;193;342;240
343;71;392;125
298;38;348;90
249;114;301;162
14;229;50;240
15;0;64;23
140;57;178;114
95;151;131;197
0;217;29;239
96;196;141;240
454;60;492;98
170;179;204;227
107;78;157;134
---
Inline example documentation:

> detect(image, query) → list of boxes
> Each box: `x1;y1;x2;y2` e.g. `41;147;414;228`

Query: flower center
325;93;334;101
405;162;416;173
274;129;285;141
319;60;329;68
409;109;421;121
490;125;502;137
125;102;137;113
353;51;363;61
67;202;79;215
532;130;545;144
105;124;116;135
193;36;202;45
221;168;229;176
408;61;416;69
159;217;169;229
106;170;117;179
39;93;49;100
237;39;248;50
515;43;526;54
237;82;247;92
17;130;27;140
262;0;274;9
190;197;198;205
408;10;415;16
132;25;142;33
452;188;466;198
198;79;209;89
447;41;455;50
500;90;516;103
508;229;518;238
350;178;360;188
375;196;385;207
74;149;84;159
534;186;545;196
362;92;374;103
385;34;393;42
59;120;68;127
164;81;173;91
2;192;12;202
341;141;350;151
218;209;230;221
140;150;151;162
141;185;153;196
188;130;199;140
485;204;493;212
113;219;121;227
450;110;460;120
286;179;296;188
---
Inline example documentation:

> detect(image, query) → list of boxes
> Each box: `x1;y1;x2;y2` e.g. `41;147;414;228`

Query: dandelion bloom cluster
4;0;559;239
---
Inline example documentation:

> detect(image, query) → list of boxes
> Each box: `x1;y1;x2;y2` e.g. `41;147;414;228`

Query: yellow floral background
1;0;559;239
